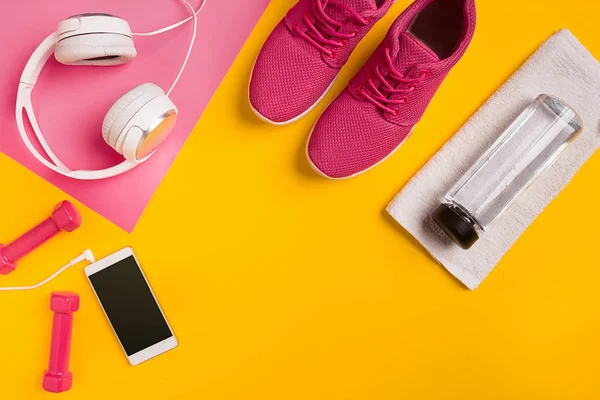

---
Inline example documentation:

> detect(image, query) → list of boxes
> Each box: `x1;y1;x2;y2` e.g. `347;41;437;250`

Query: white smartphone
85;247;178;366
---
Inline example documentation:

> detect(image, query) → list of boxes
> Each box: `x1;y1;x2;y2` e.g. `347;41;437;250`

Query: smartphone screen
88;255;174;357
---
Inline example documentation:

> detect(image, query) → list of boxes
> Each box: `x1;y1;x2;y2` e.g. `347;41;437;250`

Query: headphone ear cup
102;83;164;148
102;83;177;162
55;34;137;66
102;83;161;145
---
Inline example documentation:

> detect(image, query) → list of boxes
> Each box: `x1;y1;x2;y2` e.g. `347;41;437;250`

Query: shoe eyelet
409;84;417;92
367;74;374;80
419;70;431;78
400;97;408;104
358;85;365;93
351;30;358;37
329;50;337;58
341;40;348;47
391;109;399;116
304;12;310;18
293;23;299;30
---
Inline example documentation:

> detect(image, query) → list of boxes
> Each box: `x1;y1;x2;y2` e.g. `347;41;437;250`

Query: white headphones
16;0;204;180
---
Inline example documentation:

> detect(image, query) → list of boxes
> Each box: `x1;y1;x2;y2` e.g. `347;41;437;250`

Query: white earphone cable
0;250;95;292
131;0;206;37
131;0;202;96
167;0;198;96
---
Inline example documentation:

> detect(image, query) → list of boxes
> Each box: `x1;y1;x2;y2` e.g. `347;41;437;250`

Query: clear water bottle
433;94;583;249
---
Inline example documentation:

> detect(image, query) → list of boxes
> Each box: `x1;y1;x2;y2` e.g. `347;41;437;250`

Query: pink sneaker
249;0;396;125
307;0;476;178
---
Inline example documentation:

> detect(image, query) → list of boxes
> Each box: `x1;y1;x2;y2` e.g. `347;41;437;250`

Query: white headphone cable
132;0;202;96
0;250;95;292
166;0;198;96
131;0;206;37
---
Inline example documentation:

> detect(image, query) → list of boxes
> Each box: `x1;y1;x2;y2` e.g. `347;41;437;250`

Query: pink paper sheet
0;0;269;232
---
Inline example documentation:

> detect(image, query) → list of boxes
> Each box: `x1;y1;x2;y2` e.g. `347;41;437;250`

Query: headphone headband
20;33;56;86
15;0;202;180
16;37;137;180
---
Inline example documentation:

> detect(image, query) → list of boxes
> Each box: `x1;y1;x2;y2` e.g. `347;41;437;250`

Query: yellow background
2;0;600;398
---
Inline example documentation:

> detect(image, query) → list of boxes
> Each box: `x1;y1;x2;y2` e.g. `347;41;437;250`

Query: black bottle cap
432;203;479;250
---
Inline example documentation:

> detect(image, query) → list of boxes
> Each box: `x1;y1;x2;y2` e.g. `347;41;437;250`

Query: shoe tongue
325;0;377;23
390;32;439;74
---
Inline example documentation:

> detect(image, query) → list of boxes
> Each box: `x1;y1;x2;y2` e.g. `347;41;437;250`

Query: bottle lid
432;204;479;250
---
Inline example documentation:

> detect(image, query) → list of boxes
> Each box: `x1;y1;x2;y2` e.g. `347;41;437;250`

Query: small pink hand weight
43;292;80;393
0;201;81;275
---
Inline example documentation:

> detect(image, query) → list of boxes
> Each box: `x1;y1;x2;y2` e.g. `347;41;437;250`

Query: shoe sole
305;103;416;180
248;55;339;125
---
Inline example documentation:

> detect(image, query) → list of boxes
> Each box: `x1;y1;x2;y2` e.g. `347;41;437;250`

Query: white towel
386;29;600;290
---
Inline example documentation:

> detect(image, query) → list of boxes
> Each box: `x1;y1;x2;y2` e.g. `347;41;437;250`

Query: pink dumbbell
0;201;81;275
43;292;80;393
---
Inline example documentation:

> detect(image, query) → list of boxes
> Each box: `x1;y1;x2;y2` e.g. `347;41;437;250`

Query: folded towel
386;29;600;290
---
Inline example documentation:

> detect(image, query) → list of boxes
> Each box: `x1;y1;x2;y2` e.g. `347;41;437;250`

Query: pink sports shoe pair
250;0;476;179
